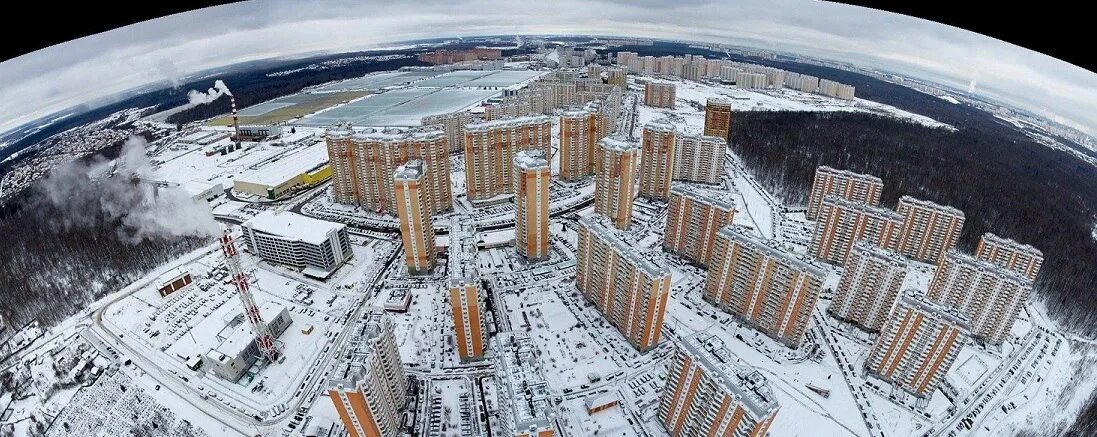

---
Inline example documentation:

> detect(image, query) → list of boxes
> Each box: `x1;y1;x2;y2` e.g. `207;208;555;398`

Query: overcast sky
2;0;1095;137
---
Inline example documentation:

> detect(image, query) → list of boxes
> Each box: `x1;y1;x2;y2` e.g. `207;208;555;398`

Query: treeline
0;147;211;328
728;111;1097;336
165;56;428;125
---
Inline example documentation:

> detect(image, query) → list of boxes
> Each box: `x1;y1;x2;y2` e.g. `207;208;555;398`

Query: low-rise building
203;303;292;381
243;211;352;279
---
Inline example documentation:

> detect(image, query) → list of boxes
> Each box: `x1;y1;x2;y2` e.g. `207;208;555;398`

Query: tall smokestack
230;94;241;141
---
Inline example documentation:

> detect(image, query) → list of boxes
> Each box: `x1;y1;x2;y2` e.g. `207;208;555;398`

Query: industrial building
233;142;331;199
492;332;555;437
329;308;408;437
865;295;969;398
593;137;640;230
663;185;736;267
447;215;487;361
203;303;292;381
926;251;1032;344
242;211;353;279
576;214;670;351
829;243;908;332
639;122;675;201
659;334;780;437
705;226;824;348
513;150;551;262
156;267;194;298
806;166;884;220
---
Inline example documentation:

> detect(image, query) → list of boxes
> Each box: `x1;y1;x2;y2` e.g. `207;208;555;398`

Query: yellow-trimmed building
233;142;330;199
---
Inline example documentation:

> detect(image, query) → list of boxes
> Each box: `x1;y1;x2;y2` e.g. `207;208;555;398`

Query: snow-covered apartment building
242;211;352;279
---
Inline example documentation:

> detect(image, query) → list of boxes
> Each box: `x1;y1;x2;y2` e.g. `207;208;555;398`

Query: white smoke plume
35;136;221;244
186;79;233;105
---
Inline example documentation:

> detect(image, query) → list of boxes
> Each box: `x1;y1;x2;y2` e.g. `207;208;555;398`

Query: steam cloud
187;79;233;105
35;136;221;244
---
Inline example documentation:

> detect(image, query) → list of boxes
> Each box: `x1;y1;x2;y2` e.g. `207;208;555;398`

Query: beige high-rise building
926;250;1032;344
514;150;551;262
326;129;452;216
639;122;675;200
975;232;1043;282
559;106;602;181
329;308;407;437
606;68;627;89
463;115;552;202
704;98;733;139
819;79;856;100
829;242;908;332
576;214;671;351
806;166;884;220
663;185;736;266
594;137;640;230
492;332;555;437
865;295;969;398
447;215;485;361
810;196;904;265
643;82;676;108
422;110;480;153
705;226;824;347
394;161;435;275
672;134;725;184
659;334;780;437
894;196;965;264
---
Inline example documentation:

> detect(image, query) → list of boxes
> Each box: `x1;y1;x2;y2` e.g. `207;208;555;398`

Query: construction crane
219;229;281;363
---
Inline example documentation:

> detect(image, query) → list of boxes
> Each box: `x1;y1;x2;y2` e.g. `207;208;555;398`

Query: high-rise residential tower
705;226;824;347
639;121;676;201
329;308;408;437
326;129;452;216
865;295;969;398
593;137;640;230
810;196;904;265
703;98;733;140
663;185;736;266
447;215;486;361
672;134;726;185
975;232;1044;282
492;332;555;437
894;196;965;264
576;214;671;351
513;150;551;262
394;160;435;275
463;115;552;202
643;82;676;108
829;242;908;332
806;166;884;220
559;106;602;181
659;334;780;437
926;250;1032;344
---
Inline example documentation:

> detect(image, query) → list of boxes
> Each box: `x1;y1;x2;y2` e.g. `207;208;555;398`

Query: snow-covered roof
897;293;972;331
493;332;554;433
393;160;425;181
514;150;549;170
245;211;345;246
579;214;670;279
670;184;736;212
979;232;1043;259
463;114;550;132
717;225;824;278
447;214;480;287
816;165;884;185
235;142;329;188
598;137;638;153
897;195;965;219
681;334;780;419
644;121;675;133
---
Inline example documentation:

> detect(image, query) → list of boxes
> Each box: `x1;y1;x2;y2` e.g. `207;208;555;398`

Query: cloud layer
1;0;1095;135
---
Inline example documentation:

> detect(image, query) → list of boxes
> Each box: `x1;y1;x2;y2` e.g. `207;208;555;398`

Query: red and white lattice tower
219;230;281;363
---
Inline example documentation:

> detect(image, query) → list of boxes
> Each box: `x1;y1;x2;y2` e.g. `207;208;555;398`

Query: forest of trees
0;146;211;328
